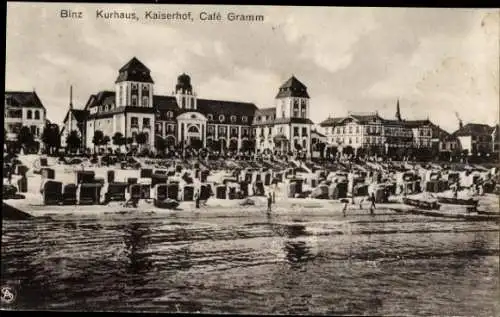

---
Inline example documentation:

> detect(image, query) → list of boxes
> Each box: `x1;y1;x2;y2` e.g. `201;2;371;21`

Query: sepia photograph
2;2;499;315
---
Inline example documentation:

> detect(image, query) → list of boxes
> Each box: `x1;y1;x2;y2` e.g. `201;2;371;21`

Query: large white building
61;57;315;155
4;91;47;151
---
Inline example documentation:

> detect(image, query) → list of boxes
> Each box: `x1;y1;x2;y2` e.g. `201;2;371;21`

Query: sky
5;4;500;133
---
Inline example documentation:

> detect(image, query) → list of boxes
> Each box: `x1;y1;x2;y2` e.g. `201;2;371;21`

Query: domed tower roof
176;73;192;93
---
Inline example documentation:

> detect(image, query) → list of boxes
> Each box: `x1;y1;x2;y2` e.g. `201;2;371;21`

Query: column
226;125;230;148
202;123;206;148
237;126;242;151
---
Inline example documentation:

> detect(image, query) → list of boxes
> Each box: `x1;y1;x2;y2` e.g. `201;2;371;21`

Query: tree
41;124;61;155
102;135;110;148
135;132;147;150
315;141;326;159
112;132;125;152
18;126;35;153
155;135;167;153
66;130;81;153
92;130;104;153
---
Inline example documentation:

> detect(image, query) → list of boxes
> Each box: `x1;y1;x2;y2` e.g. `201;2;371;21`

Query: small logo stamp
1;286;17;305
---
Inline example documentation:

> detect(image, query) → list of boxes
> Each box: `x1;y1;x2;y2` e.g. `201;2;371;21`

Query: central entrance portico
177;112;207;148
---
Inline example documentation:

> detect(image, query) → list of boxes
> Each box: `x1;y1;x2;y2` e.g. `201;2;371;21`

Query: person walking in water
370;192;376;215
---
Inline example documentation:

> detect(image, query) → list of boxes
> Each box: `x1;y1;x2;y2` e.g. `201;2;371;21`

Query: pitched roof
319;117;344;127
115;57;154;83
5;91;46;109
197;98;258;125
71;109;89;123
275;76;310;98
402;119;432;128
311;129;326;137
351;114;382;124
453;123;495;137
87;91;115;108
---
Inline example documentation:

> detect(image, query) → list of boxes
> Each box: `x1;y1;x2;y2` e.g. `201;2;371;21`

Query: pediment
176;111;207;121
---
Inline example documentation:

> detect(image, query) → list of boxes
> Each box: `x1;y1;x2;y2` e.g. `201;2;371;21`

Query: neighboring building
453;123;495;155
60;86;89;149
319;101;434;156
491;124;499;155
311;128;327;146
80;57;313;155
4;91;47;150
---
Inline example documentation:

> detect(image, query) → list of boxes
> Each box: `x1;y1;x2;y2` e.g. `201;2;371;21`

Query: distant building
77;56;313;155
4;91;47;150
60;86;89;150
319;100;434;156
311;128;327;146
453;123;496;155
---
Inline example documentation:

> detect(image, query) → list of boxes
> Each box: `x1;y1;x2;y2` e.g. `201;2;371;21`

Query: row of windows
206;114;248;123
131;117;151;128
26;110;42;120
332;136;384;145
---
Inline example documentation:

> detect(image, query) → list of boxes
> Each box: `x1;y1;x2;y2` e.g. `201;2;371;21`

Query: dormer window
257;116;261;122
219;114;225;122
230;115;237;123
207;114;213;121
167;111;173;119
242;116;248;123
132;83;138;89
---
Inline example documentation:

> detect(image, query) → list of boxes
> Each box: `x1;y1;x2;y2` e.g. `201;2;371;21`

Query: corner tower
115;57;154;108
275;75;310;119
175;73;197;110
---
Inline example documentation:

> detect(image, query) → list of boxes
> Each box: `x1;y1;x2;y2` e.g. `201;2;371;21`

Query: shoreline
3;195;499;222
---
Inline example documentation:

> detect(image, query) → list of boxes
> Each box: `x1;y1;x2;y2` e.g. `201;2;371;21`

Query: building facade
76;57;313;155
319;101;433;156
4;91;47;150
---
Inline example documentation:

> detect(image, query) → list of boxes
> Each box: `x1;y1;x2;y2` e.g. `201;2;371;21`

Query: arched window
167;111;173;119
349;126;353;134
27;110;32;119
219;115;225;122
207;114;213;121
132;131;137;141
188;125;199;133
302;139;307;149
142;96;149;107
230;115;237;123
131;95;137;106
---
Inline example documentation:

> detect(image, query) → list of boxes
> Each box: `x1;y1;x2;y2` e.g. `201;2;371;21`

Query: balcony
143;124;151;129
131;123;139;128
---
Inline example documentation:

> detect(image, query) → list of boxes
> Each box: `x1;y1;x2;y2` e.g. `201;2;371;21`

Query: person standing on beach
370;192;376;215
267;192;273;214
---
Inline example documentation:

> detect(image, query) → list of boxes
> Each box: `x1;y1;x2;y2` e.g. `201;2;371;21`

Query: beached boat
402;197;440;210
153;198;180;209
437;196;479;206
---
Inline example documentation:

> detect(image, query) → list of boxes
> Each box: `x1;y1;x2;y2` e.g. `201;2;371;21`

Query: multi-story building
77;57;313;155
4;91;47;151
319;101;433;156
253;76;314;155
452;123;495;155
